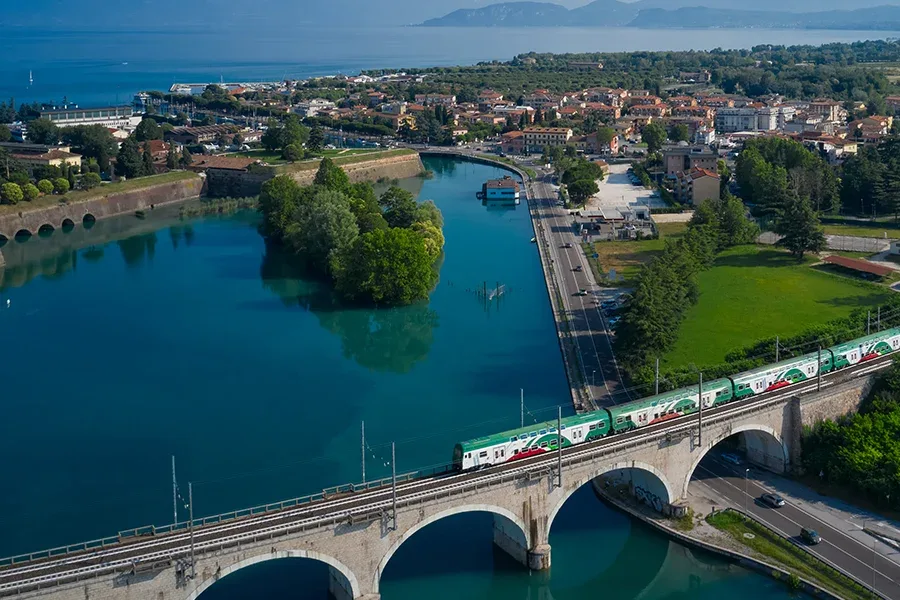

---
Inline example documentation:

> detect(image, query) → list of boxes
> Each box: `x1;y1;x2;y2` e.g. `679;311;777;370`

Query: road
526;166;629;406
692;455;900;599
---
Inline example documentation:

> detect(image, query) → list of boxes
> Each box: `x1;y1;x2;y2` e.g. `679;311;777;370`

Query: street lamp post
592;369;596;387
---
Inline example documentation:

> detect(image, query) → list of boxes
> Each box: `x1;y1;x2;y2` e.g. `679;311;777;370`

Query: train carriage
828;328;900;369
453;411;610;471
729;352;824;398
607;378;732;434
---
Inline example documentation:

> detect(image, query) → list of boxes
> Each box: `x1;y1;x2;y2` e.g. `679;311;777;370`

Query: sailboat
28;70;33;87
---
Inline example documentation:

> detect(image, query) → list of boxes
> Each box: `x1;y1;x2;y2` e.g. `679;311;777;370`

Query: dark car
761;493;785;508
801;527;822;545
600;300;618;309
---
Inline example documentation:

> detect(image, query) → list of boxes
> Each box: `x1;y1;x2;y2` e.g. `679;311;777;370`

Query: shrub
1;182;23;204
53;178;70;195
37;179;54;195
21;183;40;202
82;172;102;190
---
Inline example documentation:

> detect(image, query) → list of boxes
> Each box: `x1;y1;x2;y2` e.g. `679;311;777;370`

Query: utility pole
520;389;524;428
188;482;195;580
868;311;872;336
775;336;779;362
878;306;881;331
655;358;660;395
361;421;366;485
698;372;703;446
171;456;178;525
391;442;397;531
556;406;562;489
744;468;750;513
817;346;823;392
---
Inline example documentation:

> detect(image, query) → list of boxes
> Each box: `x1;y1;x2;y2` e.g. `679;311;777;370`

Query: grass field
274;148;416;174
230;147;380;164
663;245;892;366
587;222;687;285
706;510;869;600
0;171;200;217
822;223;900;239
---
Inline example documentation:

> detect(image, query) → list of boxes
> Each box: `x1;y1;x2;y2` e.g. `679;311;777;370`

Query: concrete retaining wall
0;176;204;241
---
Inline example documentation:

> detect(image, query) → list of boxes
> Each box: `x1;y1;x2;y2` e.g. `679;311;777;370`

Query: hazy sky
3;0;898;29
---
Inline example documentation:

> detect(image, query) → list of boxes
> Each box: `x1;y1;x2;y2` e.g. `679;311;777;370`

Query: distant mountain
420;0;900;30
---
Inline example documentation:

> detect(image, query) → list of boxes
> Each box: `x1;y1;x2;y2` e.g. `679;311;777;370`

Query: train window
561;425;566;430
589;424;597;430
500;449;505;457
540;442;548;448
510;436;517;442
479;451;488;458
616;417;624;424
539;429;547;435
465;453;471;458
549;427;557;433
549;440;557;447
513;449;519;455
530;432;537;438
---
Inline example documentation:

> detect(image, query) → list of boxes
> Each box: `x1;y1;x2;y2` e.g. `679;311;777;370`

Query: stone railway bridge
0;361;881;600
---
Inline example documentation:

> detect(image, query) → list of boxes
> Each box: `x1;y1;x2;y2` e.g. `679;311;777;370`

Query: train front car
606;379;732;434
452;411;612;472
828;328;900;369
730;352;825;398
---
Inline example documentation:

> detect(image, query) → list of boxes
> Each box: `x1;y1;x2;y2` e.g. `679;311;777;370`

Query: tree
27;118;59;144
258;175;304;239
568;179;599;204
21;183;39;201
282;114;310;148
282;143;303;162
0;126;10;143
134;118;162;142
334;227;438;305
1;182;23;204
313;157;350;194
411;220;445;260
285;189;359;276
307;126;325;152
261;118;284;152
62;125;118;172
166;144;178;170
669;123;690;143
116;137;144;179
179;147;193;169
82;172;101;190
380;186;418;229
53;178;70;195
641;122;667;152
67;163;77;189
37;179;54;195
774;193;827;260
415;199;444;228
594;127;616;149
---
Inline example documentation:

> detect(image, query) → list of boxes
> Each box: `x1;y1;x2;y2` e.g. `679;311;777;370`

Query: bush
37;179;54;195
21;183;40;202
81;172;102;190
53;178;70;195
1;182;23;204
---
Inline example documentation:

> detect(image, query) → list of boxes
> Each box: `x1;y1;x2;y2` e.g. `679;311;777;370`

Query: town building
523;127;573;153
294;99;336;117
673;168;720;206
521;91;561;110
679;70;712;83
583;103;621;121
8;147;82;175
662;144;717;177
500;131;525;154
568;61;604;70
808;99;844;123
414;93;457;106
39;105;140;129
165;125;238;145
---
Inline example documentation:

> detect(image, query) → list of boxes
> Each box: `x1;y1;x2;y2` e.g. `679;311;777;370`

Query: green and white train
453;328;900;471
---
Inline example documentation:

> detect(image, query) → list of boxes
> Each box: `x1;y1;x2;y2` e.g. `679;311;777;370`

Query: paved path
690;454;900;599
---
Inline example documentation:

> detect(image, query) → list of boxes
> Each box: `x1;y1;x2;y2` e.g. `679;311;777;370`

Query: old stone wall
0;177;204;240
798;375;875;429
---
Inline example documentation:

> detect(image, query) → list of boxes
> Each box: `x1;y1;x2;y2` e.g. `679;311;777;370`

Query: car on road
721;453;742;466
760;493;785;508
608;317;621;328
562;242;573;249
574;289;588;296
801;527;822;545
573;265;583;272
600;300;618;310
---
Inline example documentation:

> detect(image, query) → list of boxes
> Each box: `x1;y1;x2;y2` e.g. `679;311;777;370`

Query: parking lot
584;163;668;218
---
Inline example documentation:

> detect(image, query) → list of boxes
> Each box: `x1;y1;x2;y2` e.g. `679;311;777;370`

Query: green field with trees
662;246;892;367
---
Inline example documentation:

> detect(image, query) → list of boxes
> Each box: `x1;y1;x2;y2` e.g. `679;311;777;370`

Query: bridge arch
185;549;360;600
14;229;33;241
373;504;529;594
682;424;787;498
548;461;675;534
38;223;55;236
61;218;75;231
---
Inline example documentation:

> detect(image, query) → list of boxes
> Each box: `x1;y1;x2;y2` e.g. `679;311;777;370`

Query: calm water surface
0;157;801;598
2;26;898;105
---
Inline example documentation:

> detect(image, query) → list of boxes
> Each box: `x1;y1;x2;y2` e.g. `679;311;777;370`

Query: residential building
414;93;457;106
700;96;735;109
630;104;669;118
165;125;237;145
668;96;698;108
523;127;572;153
715;107;760;132
583;103;621;121
478;90;504;104
500;130;525;154
629;95;663;107
39;105;139;129
679;70;712;83
674;168;720;206
662;144;717;177
585;87;628;107
294;98;336;117
522;90;561;110
9;148;82;175
808;99;843;123
568;61;604;70
374;112;416;131
672;105;715;121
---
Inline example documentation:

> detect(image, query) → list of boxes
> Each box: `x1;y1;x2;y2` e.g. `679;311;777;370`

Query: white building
39;106;141;130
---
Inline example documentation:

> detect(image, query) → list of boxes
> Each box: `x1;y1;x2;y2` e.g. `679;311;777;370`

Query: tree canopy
774;192;827;260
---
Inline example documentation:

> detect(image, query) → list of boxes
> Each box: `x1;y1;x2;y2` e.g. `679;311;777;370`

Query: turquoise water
0;157;800;599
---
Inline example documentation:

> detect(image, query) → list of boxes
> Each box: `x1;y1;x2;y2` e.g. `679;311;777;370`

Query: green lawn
229;148;380;164
706;510;869;600
274;148;416;174
0;171;200;217
587;222;687;285
663;245;892;366
822;223;900;239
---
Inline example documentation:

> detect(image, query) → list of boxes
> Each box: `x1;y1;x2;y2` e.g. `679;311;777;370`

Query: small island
259;157;444;306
